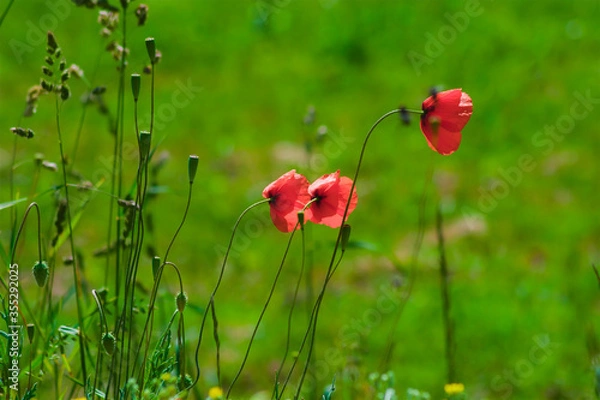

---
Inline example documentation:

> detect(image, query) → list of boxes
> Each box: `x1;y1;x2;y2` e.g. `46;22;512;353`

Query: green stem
436;204;455;383
289;109;401;397
106;29;128;400
0;0;15;27
55;96;88;385
189;198;271;390
227;220;300;398
272;221;307;400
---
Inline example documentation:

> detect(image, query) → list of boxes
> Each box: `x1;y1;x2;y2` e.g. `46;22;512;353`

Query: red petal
336;176;357;215
270;207;303;232
419;118;462;155
306;171;340;224
307;173;358;228
263;170;310;232
426;89;473;132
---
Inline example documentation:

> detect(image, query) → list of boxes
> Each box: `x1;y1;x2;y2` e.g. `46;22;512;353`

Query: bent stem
227;219;301;398
134;173;194;380
289;108;418;397
189;198;271;390
272;219;307;400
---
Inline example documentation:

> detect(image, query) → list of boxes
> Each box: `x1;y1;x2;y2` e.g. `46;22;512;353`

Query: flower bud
33;261;49;287
152;256;161;280
131;74;141;101
139;131;151;160
27;324;35;343
188;155;199;184
102;332;116;355
145;37;156;64
176;292;187;313
341;224;351;252
297;211;305;227
399;106;410;126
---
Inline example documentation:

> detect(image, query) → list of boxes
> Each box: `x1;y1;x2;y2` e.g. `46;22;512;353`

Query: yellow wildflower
444;382;465;395
208;386;224;399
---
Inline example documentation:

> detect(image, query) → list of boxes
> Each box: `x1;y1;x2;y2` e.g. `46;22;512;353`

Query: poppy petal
420;89;472;155
263;170;310;232
419;120;462;155
434;90;473;132
305;171;341;223
337;176;358;216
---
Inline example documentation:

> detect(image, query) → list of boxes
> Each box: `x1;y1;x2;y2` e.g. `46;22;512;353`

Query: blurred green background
1;0;600;398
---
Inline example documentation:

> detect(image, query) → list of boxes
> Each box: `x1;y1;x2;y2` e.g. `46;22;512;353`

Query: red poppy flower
420;88;473;155
305;170;358;228
263;170;311;233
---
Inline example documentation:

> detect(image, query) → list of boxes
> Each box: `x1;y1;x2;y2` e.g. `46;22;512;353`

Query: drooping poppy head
305;170;358;229
262;170;310;233
420;88;473;155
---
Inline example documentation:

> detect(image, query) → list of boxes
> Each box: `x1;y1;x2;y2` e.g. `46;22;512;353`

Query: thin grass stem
189;198;271;390
227;221;300;398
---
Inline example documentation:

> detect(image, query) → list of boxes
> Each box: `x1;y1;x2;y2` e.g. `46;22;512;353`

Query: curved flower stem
289;108;405;397
134;177;193;380
227;220;300;398
272;220;307;400
189;198;271;390
135;261;184;391
293;252;345;399
164;180;193;263
10;202;43;266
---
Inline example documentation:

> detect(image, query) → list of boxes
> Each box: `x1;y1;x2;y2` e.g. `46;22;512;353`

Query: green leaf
0;197;27;211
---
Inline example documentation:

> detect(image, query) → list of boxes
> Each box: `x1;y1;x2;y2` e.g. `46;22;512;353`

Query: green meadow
1;1;599;399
